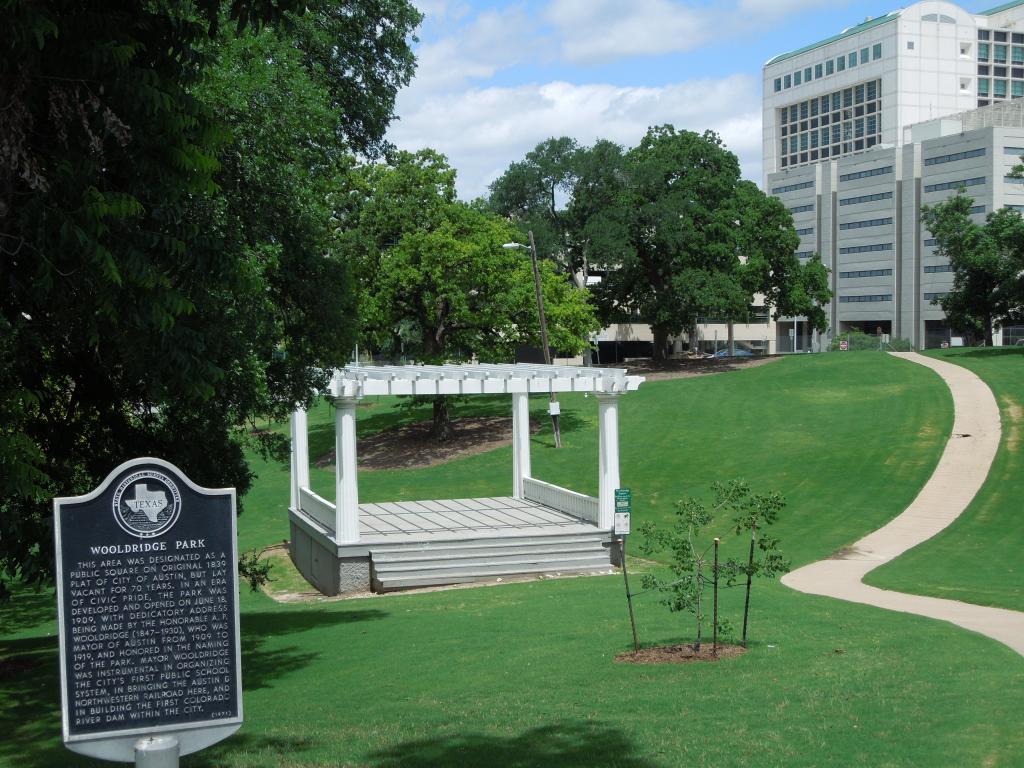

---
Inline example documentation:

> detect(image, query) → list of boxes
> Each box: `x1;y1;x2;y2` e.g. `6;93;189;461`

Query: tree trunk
431;396;453;442
652;325;669;363
727;322;735;357
985;316;994;347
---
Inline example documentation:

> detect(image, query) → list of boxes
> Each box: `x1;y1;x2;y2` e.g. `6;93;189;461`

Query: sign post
54;458;242;764
614;489;639;653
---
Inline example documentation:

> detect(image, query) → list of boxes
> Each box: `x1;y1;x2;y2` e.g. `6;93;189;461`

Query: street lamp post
503;231;562;448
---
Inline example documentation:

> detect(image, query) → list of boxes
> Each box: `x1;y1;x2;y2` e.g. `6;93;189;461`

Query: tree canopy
922;193;1024;346
518;127;832;360
0;0;421;594
342;150;599;438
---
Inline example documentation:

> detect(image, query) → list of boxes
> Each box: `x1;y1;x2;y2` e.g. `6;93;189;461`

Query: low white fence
298;487;336;534
523;477;599;525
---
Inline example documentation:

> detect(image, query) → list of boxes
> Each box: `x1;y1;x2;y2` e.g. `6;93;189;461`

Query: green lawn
7;352;1024;768
866;347;1024;611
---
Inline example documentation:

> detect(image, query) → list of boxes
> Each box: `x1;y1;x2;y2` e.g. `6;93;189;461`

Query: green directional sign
614;488;631;513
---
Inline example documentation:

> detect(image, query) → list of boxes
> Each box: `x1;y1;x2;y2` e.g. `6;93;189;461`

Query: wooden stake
713;537;720;657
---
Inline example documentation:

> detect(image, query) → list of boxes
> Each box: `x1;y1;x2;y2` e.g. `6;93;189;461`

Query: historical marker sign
54;458;242;762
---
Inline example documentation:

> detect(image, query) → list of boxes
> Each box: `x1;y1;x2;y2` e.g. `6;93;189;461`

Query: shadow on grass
368;723;664;768
240;608;388;691
958;347;1024;358
0;608;387;768
0;584;56;636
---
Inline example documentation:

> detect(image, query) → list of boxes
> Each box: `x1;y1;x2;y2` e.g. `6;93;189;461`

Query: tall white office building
764;0;1024;348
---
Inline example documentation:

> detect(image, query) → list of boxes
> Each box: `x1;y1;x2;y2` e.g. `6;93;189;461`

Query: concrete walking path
782;351;1024;656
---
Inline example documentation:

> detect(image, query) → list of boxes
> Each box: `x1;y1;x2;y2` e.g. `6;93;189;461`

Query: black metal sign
54;458;242;761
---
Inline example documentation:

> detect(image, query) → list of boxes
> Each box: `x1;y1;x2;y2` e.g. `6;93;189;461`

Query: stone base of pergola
286;364;644;595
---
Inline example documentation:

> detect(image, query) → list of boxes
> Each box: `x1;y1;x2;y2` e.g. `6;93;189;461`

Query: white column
511;392;532;498
597;392;621;530
290;407;310;511
334;396;360;543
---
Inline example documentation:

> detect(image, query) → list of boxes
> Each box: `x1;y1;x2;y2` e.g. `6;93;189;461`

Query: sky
384;0;999;199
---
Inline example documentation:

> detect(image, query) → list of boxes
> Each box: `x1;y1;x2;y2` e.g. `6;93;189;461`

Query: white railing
298;487;336;534
523;477;600;525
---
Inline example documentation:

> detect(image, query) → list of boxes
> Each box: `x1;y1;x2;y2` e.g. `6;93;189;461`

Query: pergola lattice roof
329;363;644;398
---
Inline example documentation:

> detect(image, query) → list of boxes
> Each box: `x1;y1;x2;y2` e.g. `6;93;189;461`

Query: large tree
0;0;420;595
922;193;1024;345
344;150;599;439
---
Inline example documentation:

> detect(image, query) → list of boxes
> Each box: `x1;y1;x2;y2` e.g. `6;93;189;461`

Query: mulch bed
622;356;780;381
614;643;747;664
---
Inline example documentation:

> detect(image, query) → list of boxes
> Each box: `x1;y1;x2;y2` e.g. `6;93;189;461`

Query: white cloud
544;0;711;64
389;75;763;200
406;5;547;95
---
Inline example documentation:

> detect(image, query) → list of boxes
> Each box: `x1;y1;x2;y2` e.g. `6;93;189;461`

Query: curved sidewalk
782;351;1024;656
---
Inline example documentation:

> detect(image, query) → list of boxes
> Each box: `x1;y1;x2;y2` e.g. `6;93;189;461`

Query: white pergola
289;363;645;545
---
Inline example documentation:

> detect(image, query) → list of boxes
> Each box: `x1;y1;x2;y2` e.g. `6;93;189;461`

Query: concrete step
374;560;615;591
369;533;607;556
374;551;611;575
371;540;605;564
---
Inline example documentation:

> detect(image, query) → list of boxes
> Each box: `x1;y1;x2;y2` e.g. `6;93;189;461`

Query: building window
909;40;916;50
794;70;802;85
849;52;857;67
995;79;1008;98
795;227;814;236
995;31;1008;43
923;147;986;166
837;55;846;72
785;74;792;88
789;204;814;214
839;191;894;206
839;243;893;254
840;268;893;278
979;78;990;96
924;177;986;193
924;264;953;273
839;165;893;182
979;42;990;61
1004;146;1024;156
873;43;882;60
774;77;782;92
839;217;893;230
1014;46;1024;64
805;67;812;81
995;44;1008;64
815;63;823;79
924;292;948;301
860;48;869;64
826;59;834;75
970;205;986;214
839;294;893;303
979;29;990;41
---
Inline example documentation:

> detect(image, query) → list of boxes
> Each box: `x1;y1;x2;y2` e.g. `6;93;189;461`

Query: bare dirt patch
623;355;781;381
315;416;540;472
614;643;747;664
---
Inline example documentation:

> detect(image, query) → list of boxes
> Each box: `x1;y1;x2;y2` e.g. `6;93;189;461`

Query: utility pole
528;231;562;448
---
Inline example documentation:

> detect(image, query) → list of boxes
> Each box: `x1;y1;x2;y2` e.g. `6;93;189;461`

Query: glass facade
978;30;1024;107
778;78;883;169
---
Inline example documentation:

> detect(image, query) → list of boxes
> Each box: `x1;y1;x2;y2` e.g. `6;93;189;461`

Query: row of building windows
924;264;953;273
840;268;892;278
839;216;892;230
977;43;1024;64
772;180;815;194
924;292;948;301
978;78;1024;98
839;191;892;206
923;176;985;193
839;294;892;303
839;165;892;181
924;148;985;166
839;242;892;254
924;238;936;247
795;227;814;236
778;79;883;170
1005;146;1024;156
789;204;814;214
773;44;882;93
794;250;815;258
978;30;1024;43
